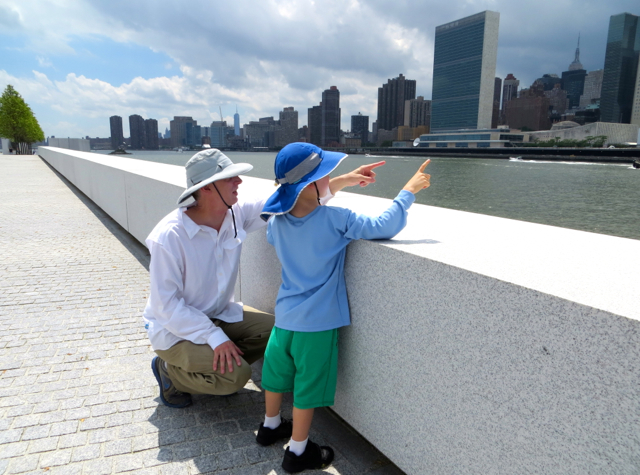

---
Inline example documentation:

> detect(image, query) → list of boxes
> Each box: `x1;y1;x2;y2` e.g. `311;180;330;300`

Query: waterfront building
144;118;159;150
243;117;276;148
376;128;397;146
398;125;429;142
544;84;569;115
431;11;500;132
322;86;341;146
234;107;240;136
501;73;519;118
351;113;369;145
529;121;639;145
415;128;529;148
579;69;604;108
129;114;146;150
308;105;322;146
209;121;227;148
492;78;502;128
275;107;299;147
633;66;640;125
341;133;361;147
163;127;170;139
601;13;640;123
377;74;416;132
109;116;124;150
504;83;551;131
170;116;198;148
403;96;431;129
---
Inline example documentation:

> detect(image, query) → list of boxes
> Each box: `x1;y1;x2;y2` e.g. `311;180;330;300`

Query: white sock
264;413;281;429
289;437;308;456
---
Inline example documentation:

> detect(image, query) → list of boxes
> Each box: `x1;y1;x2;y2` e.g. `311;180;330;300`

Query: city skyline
1;0;638;138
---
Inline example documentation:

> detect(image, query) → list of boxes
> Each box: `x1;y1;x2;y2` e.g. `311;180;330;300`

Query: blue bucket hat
261;143;347;220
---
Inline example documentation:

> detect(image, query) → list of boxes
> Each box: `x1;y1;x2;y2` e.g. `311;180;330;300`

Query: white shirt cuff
207;328;230;351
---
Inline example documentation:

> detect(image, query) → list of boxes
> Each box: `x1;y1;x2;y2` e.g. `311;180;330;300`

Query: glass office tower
600;13;640;124
430;11;500;132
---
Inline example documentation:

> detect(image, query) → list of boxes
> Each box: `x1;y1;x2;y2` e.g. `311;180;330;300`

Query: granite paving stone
0;154;402;474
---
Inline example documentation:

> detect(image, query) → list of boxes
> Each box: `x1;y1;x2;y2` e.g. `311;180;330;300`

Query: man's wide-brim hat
177;149;253;204
260;142;347;220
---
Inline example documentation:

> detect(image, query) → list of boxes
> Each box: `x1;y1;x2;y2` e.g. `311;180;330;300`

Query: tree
0;85;45;154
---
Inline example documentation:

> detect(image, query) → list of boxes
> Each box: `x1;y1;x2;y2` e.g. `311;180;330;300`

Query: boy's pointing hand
355;161;386;187
402;159;431;194
329;160;386;194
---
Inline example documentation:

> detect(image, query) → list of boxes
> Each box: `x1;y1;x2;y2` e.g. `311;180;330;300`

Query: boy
256;142;430;473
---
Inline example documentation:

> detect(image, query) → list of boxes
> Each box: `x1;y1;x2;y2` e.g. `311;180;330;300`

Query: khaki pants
155;306;274;396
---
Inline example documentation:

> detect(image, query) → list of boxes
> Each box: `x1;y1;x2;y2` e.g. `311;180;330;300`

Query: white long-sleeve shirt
142;198;267;351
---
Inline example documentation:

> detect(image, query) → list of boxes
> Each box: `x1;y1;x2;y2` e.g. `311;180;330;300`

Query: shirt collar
180;207;233;240
179;208;206;240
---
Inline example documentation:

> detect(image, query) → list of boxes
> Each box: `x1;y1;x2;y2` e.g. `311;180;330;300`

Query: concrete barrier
39;146;640;474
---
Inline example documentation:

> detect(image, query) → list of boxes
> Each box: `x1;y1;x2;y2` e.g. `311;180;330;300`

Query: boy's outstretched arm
329;161;386;194
344;160;432;241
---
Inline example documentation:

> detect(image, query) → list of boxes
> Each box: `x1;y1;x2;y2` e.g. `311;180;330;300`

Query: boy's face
315;175;330;197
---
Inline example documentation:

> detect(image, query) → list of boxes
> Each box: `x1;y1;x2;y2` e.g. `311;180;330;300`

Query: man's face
212;176;242;206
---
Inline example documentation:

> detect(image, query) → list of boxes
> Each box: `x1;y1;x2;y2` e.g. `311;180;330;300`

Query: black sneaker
282;440;334;473
255;418;293;446
151;356;192;408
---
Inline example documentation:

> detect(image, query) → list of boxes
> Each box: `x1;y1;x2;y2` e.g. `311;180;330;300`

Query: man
144;148;383;408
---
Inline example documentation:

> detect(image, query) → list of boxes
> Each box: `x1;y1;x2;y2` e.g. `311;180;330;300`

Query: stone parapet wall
39;146;640;474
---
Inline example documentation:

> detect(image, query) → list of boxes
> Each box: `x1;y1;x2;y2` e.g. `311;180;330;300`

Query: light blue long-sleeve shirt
266;190;415;332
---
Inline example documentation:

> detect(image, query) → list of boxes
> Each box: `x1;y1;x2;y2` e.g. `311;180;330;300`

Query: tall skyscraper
209;121;227;148
234;107;240;136
308;105;322;146
129;114;146;149
601;13;640;123
632;66;640;125
170;117;198;148
430;11;500;132
561;37;586;109
579;69;604;107
144;119;159;150
377;74;416;131
109;116;124;150
492;77;502;128
502;73;520;113
351;113;369;144
321;86;340;146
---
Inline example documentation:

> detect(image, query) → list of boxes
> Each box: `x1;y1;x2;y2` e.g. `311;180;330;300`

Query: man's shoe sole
151;357;192;408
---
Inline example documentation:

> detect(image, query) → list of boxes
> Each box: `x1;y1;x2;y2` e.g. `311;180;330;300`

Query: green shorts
261;327;339;410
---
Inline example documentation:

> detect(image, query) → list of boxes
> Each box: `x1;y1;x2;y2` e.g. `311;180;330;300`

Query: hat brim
260;150;347;220
177;163;253;204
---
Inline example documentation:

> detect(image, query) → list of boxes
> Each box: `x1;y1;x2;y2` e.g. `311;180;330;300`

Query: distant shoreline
326;146;640;163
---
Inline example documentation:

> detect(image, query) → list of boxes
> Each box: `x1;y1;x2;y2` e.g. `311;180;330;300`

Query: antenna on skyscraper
219;106;223;122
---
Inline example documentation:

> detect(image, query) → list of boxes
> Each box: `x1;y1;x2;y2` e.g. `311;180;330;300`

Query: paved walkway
0;154;403;475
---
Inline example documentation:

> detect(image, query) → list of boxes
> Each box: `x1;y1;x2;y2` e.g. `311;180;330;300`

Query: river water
95;150;640;241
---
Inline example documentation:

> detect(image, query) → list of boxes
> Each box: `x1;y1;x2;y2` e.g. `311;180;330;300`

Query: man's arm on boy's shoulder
329;161;386;195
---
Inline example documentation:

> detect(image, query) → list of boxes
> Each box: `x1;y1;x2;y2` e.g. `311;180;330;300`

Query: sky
1;0;638;139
